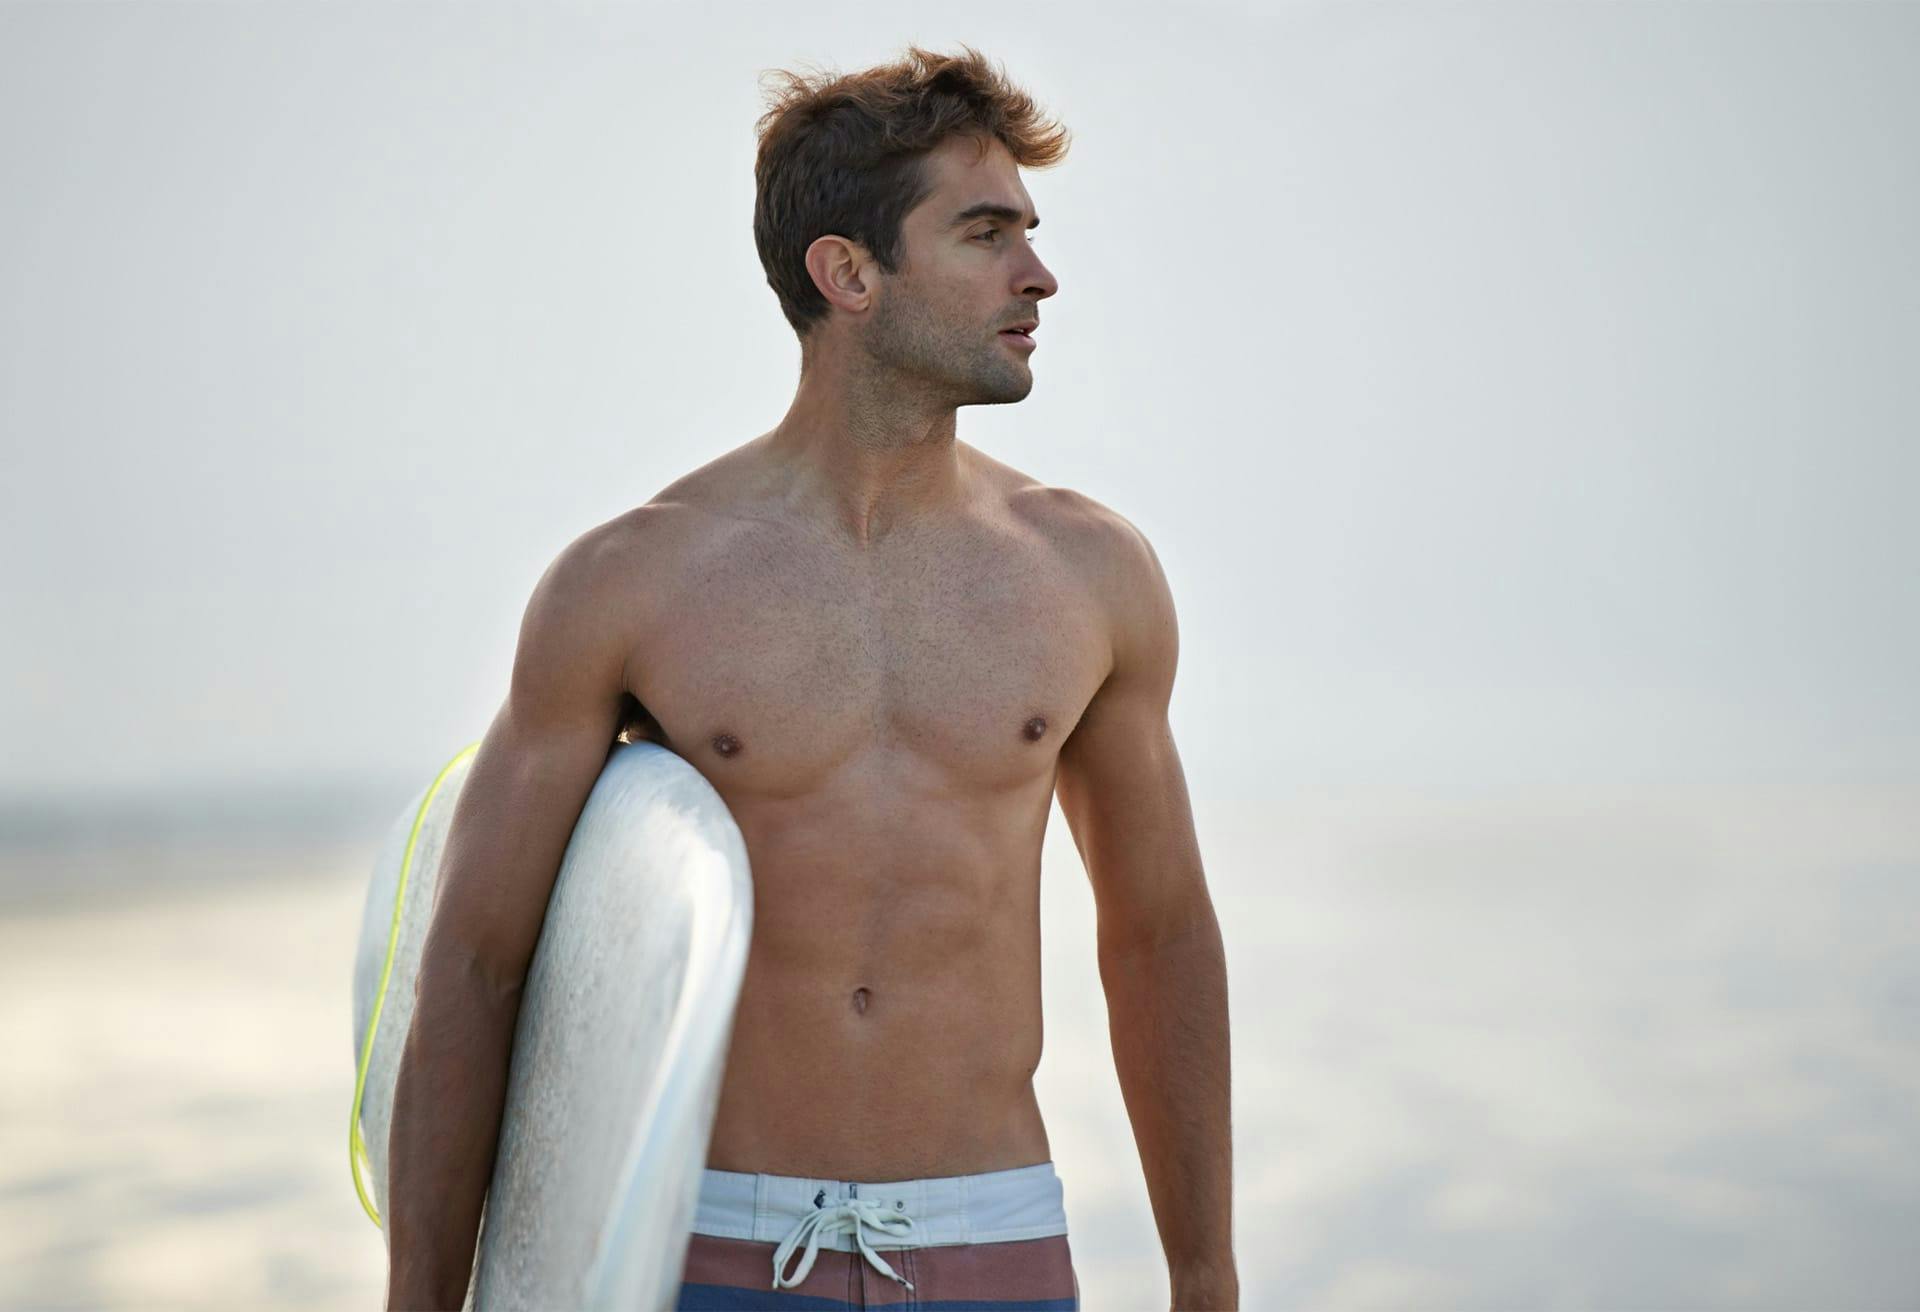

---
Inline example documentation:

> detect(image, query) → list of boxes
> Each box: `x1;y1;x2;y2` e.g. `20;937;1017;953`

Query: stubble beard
863;284;1032;408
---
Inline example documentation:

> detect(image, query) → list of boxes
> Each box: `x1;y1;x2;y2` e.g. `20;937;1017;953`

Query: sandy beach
0;843;389;1309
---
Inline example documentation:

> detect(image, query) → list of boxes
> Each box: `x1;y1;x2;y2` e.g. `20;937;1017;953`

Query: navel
851;987;871;1015
710;732;742;758
1021;715;1048;742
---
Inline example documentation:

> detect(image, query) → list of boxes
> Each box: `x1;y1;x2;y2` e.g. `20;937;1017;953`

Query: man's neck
758;393;974;547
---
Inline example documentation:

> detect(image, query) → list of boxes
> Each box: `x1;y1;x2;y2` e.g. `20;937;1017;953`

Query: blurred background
3;2;1916;1308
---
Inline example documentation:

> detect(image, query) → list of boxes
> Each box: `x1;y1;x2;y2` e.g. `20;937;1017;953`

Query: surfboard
348;739;754;1310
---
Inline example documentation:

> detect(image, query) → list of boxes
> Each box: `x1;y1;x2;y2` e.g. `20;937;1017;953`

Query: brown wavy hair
752;44;1071;349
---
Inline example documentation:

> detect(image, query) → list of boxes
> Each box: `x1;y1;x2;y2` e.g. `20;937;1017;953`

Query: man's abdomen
702;910;1051;1180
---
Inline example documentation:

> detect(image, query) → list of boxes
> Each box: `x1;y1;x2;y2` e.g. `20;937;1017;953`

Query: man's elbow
1095;886;1221;962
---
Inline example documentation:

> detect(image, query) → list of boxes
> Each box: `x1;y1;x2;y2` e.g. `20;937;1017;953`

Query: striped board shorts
673;1159;1079;1310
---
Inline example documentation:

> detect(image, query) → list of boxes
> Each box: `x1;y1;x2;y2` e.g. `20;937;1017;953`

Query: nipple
1022;715;1048;741
711;732;741;758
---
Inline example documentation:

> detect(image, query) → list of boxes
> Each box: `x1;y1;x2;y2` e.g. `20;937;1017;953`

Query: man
384;44;1236;1312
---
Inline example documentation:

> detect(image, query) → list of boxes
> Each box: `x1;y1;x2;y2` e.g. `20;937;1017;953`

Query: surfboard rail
348;738;479;1227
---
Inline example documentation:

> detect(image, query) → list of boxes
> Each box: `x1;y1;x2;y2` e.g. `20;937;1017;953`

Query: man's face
857;135;1058;405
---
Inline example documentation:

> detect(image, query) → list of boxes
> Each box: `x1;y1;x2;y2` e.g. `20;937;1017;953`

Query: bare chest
626;516;1109;797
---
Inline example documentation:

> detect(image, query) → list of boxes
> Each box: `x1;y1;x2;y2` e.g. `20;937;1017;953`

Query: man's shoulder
576;440;759;559
531;500;703;649
999;477;1173;699
554;501;684;577
999;472;1159;595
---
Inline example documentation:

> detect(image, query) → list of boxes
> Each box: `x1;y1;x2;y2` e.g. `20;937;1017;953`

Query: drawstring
771;1190;917;1291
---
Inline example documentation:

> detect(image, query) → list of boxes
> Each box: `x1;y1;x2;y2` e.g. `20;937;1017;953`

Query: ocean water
1;782;1915;1309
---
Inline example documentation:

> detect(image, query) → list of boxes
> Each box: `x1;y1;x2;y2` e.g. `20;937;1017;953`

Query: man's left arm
1055;511;1237;1312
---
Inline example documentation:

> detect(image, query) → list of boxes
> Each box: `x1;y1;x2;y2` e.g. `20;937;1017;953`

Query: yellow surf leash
348;740;481;1227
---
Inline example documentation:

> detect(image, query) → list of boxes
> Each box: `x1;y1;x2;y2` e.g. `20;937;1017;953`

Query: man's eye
975;229;1036;245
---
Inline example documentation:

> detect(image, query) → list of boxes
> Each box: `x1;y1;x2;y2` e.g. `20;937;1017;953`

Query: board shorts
672;1159;1079;1309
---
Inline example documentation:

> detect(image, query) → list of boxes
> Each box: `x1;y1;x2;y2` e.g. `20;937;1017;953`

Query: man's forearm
1098;905;1237;1306
386;957;521;1310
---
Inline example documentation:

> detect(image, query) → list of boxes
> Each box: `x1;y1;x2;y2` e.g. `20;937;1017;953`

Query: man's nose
1020;254;1059;302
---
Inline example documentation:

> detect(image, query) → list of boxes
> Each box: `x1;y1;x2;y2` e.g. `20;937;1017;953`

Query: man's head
752;45;1068;403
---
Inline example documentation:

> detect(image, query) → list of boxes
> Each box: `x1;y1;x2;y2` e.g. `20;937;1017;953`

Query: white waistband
691;1159;1070;1252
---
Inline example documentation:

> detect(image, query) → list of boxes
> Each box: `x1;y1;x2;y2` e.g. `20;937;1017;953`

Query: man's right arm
383;520;641;1311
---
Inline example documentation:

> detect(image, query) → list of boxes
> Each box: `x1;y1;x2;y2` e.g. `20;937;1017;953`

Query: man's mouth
999;320;1037;349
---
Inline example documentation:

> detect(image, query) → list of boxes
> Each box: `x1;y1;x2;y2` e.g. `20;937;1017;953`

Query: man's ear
804;233;877;314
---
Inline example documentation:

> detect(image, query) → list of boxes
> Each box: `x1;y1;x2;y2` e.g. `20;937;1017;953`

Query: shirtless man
383;46;1235;1312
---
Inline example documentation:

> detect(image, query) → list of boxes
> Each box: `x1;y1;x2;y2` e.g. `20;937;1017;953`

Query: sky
3;1;1914;813
2;4;1918;1310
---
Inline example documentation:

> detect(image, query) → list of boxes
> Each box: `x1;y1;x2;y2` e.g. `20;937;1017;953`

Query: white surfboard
349;739;754;1310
